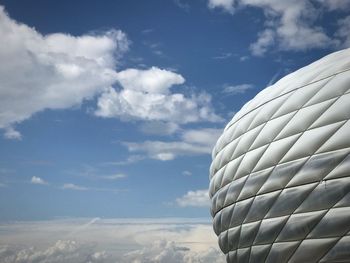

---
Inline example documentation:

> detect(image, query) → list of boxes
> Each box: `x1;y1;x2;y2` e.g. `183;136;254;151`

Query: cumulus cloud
208;0;350;55
0;6;222;139
176;189;210;207
116;67;185;94
123;128;222;161
95;67;222;124
222;84;254;95
4;127;22;140
30;176;48;185
0;6;129;138
0;218;225;263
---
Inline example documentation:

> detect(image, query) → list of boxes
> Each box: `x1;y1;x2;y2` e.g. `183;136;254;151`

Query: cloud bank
0;218;225;263
0;240;107;263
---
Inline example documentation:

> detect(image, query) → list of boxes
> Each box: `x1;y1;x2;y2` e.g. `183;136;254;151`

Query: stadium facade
209;49;350;262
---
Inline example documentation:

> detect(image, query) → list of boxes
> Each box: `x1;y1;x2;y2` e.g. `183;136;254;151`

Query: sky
0;0;349;262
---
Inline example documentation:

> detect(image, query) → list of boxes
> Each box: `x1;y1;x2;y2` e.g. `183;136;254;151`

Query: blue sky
0;0;349;222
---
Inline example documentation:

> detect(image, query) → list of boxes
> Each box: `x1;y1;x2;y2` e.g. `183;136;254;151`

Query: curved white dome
209;48;350;263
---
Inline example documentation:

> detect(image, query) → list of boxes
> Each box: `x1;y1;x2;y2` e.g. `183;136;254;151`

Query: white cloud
95;67;222;124
143;41;165;57
104;155;145;166
3;127;22;140
101;173;127;180
182;170;192;176
124;141;209;161
176;189;210;207
0;6;129;138
64;164;127;182
266;70;283;87
318;0;350;10
222;83;254;95
212;52;233;60
30;176;48;185
123;128;222;161
174;0;190;12
246;0;335;54
249;29;275;56
208;0;235;14
116;67;184;94
61;182;125;193
208;0;350;55
62;183;88;191
0;6;222;139
182;128;222;146
239;55;249;61
141;28;154;34
336;16;350;48
0;218;225;263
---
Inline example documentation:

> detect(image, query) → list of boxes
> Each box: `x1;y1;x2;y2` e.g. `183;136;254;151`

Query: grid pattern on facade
209;49;350;263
